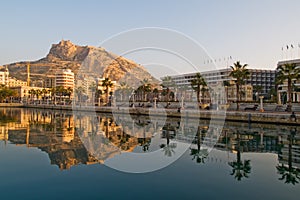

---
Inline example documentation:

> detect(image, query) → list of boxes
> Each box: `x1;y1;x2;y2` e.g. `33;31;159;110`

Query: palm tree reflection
160;123;177;157
276;128;300;185
228;130;251;181
190;126;208;164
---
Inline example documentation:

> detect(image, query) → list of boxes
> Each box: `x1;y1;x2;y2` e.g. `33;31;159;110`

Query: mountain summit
5;40;158;86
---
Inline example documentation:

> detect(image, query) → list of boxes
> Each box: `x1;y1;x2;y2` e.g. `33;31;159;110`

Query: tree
0;85;17;102
56;86;65;103
50;87;56;103
276;63;300;112
229;61;250;110
190;126;208;164
191;73;206;107
28;89;36;102
36;89;42;102
152;88;159;99
41;88;49;102
138;79;152;101
65;87;73;102
159;123;177;157
276;128;300;185
253;85;263;101
75;86;85;105
228;131;251;181
101;78;114;106
161;76;175;103
116;82;132;101
95;89;103;106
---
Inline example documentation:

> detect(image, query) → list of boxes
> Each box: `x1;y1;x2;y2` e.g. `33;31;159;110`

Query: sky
1;0;300;77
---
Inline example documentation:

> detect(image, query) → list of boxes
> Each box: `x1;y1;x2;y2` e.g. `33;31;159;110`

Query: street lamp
154;97;157;109
259;96;264;112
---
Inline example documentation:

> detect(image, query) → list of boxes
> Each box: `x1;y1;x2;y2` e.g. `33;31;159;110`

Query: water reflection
189;126;208;164
276;128;300;185
228;130;252;181
0;108;300;184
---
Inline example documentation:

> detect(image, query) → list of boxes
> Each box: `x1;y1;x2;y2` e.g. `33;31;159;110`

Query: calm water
0;108;299;200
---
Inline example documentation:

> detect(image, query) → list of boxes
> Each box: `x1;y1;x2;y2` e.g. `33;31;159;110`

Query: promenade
2;103;297;125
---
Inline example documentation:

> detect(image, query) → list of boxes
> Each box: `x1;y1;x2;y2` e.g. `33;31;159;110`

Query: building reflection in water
0;107;299;184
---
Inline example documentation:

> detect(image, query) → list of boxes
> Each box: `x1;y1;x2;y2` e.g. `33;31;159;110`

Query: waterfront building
55;69;74;89
162;68;276;102
0;67;9;86
0;66;27;87
277;59;300;104
44;75;55;88
7;77;27;87
10;86;44;102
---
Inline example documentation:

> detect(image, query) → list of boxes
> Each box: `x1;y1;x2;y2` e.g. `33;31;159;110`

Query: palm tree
253;85;263;101
229;61;250;110
276;63;300;112
36;89;42;103
201;85;208;103
65;87;73;102
153;88;159;99
41;88;49;103
139;78;152;101
56;86;65;103
191;73;206;108
95;89;103;106
228;131;251;181
50;87;56;104
160;123;177;157
101;78;114;106
117;82;132;101
75;86;85;106
190;126;208;163
161;76;175;103
28;89;36;102
276;128;300;185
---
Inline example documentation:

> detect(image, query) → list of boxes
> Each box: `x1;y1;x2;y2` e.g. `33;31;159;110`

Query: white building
55;69;74;89
0;67;9;86
277;59;300;104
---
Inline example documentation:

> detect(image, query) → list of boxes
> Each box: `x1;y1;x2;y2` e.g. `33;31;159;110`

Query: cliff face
5;40;158;87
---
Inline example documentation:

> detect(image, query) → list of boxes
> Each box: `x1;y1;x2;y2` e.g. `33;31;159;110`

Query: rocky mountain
4;40;158;87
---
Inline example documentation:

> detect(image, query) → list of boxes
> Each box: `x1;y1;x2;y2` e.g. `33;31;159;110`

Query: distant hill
3;40;158;87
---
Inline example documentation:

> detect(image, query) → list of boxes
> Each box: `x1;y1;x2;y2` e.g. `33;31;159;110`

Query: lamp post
259;96;264;112
132;91;135;108
154;97;157;109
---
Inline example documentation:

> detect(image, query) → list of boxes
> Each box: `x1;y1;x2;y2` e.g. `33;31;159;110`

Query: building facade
163;68;276;102
277;59;300;104
55;69;75;89
0;67;9;86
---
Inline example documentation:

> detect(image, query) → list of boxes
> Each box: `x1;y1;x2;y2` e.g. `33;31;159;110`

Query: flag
291;44;294;48
287;45;289;49
229;56;232;59
281;47;283;51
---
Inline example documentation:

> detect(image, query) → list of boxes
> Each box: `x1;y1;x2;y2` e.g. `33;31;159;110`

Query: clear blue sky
1;0;300;76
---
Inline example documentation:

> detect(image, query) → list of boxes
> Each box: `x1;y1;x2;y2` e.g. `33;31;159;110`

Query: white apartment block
55;69;74;89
